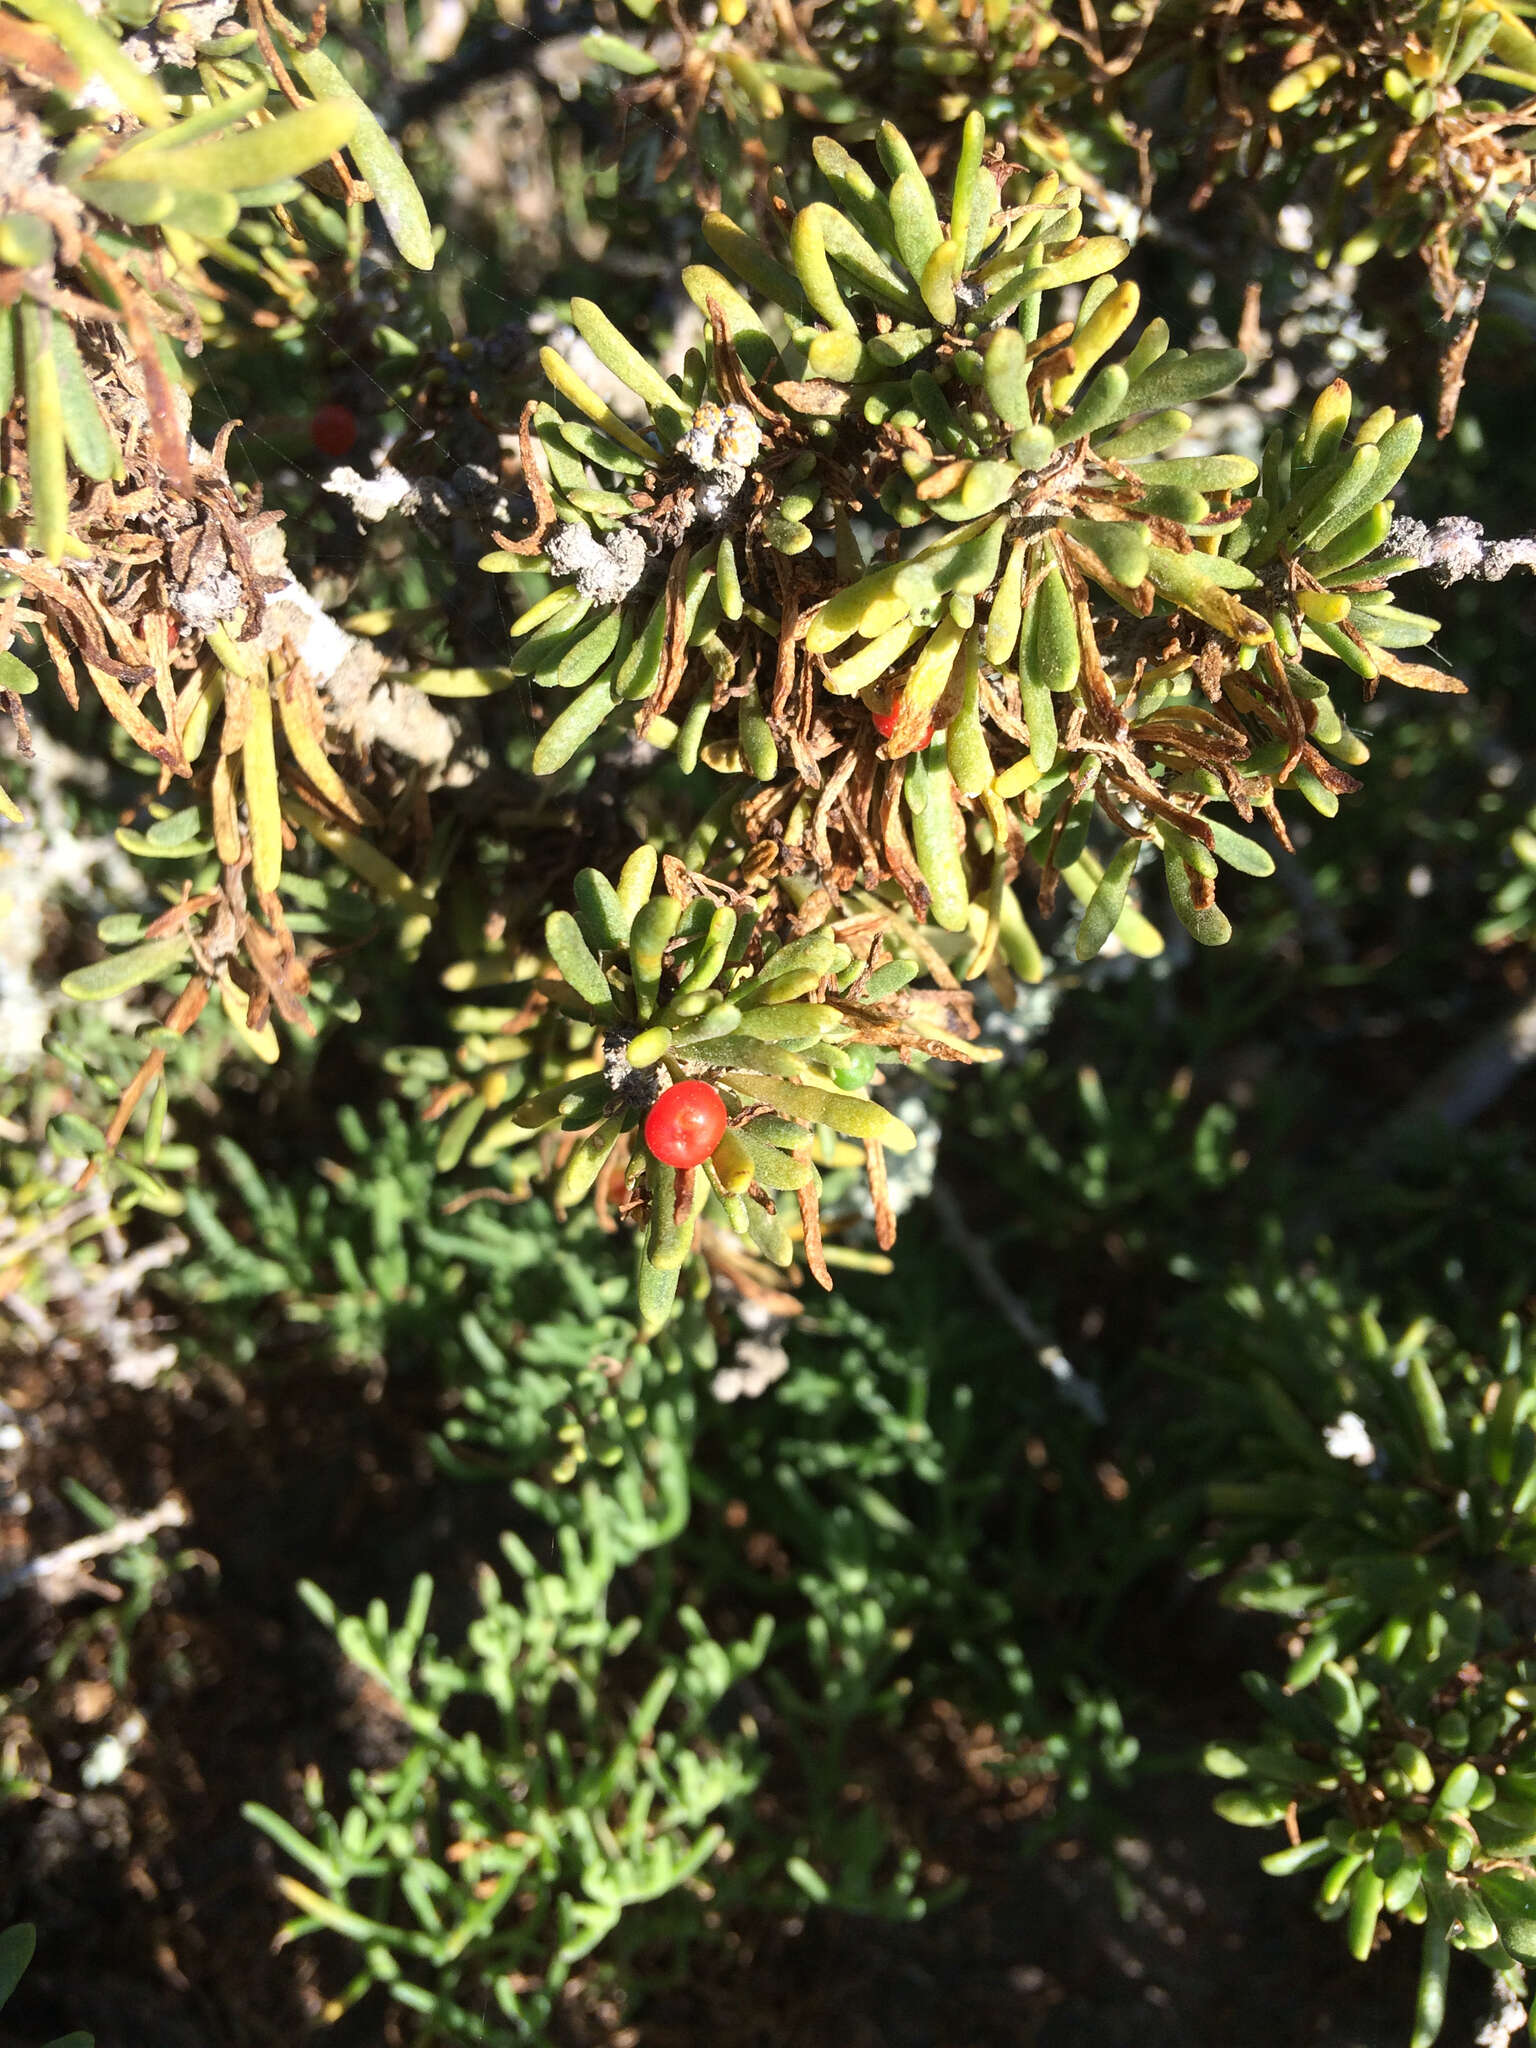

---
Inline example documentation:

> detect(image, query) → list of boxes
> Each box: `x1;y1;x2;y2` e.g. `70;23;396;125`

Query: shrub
6;0;1536;2040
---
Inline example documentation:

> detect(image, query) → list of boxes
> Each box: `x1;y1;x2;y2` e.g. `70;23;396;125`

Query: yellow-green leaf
75;178;175;226
163;189;242;238
106;98;357;194
20;301;68;563
50;315;116;481
116;80;269;153
0;650;38;697
570;297;681;417
60;933;191;1002
283;42;433;268
718;1070;916;1153
241;683;283;894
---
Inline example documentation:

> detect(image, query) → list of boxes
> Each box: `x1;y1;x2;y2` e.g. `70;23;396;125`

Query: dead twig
928;1180;1105;1423
1;1495;188;1602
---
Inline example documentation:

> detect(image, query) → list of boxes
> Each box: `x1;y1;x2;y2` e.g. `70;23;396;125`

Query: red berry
644;1080;728;1168
870;700;934;750
311;403;358;459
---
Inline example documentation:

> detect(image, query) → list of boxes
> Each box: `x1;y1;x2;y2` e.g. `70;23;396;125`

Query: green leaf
1347;601;1437;650
1093;409;1192;461
573;868;631;950
948;459;1018;518
1346;1866;1385;1963
1119;320;1169;382
1202;1742;1251;1780
733;1001;840;1042
1205;815;1276;876
646;1160;700;1271
680;265;774;376
20;301;68;563
636;1252;680;1333
1211;1788;1287;1826
1302;501;1400;581
50;317;116;481
1430;1759;1480;1818
283;41;433;269
240;1803;343;1886
718;1070;916;1153
1136;482;1208;527
545;910;615;1014
984;237;1128;320
580;29;659;73
0;1924;36;2010
1124;346;1246;414
570;297;682;415
987;327;1036;428
1022;563;1080;693
59;932;192;1002
1285;445;1381;555
1060;363;1130;440
892;514;1007;607
532;676;615;775
805;201;924;318
628;894;683;1018
0;215;55;269
946;632;991;796
1145;545;1270;643
76;178;174;226
909;750;971;931
756;929;838;986
0;650;38;696
1481;1869;1536;1960
112;79;268;152
810;135;892;252
883;165;942;283
787;1856;833;1903
115;825;213;859
1261;1838;1334;1876
1161;834;1231;947
670;1001;742;1047
1126;454;1258;491
951;107;993;264
163;189;242;238
1406;1352;1451;1454
556;1114;625;1207
1314;418;1423;554
790;206;857;333
1020;676;1057;773
105;98;357;193
1062;518;1150;590
1075;840;1141;961
701;211;804;311
555;609;624;691
1410;1913;1450;2048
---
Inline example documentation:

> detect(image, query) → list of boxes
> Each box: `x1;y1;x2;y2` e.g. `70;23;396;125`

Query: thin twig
0;1496;189;1602
1379;988;1536;1140
1388;515;1536;586
929;1180;1105;1423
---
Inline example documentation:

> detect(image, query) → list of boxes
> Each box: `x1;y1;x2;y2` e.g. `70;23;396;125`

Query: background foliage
3;2;1536;2044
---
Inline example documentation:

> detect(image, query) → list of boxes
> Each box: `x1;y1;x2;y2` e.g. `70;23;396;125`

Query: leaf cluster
496;115;1456;1003
245;1512;769;2041
589;0;1536;347
1192;1297;1536;2041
